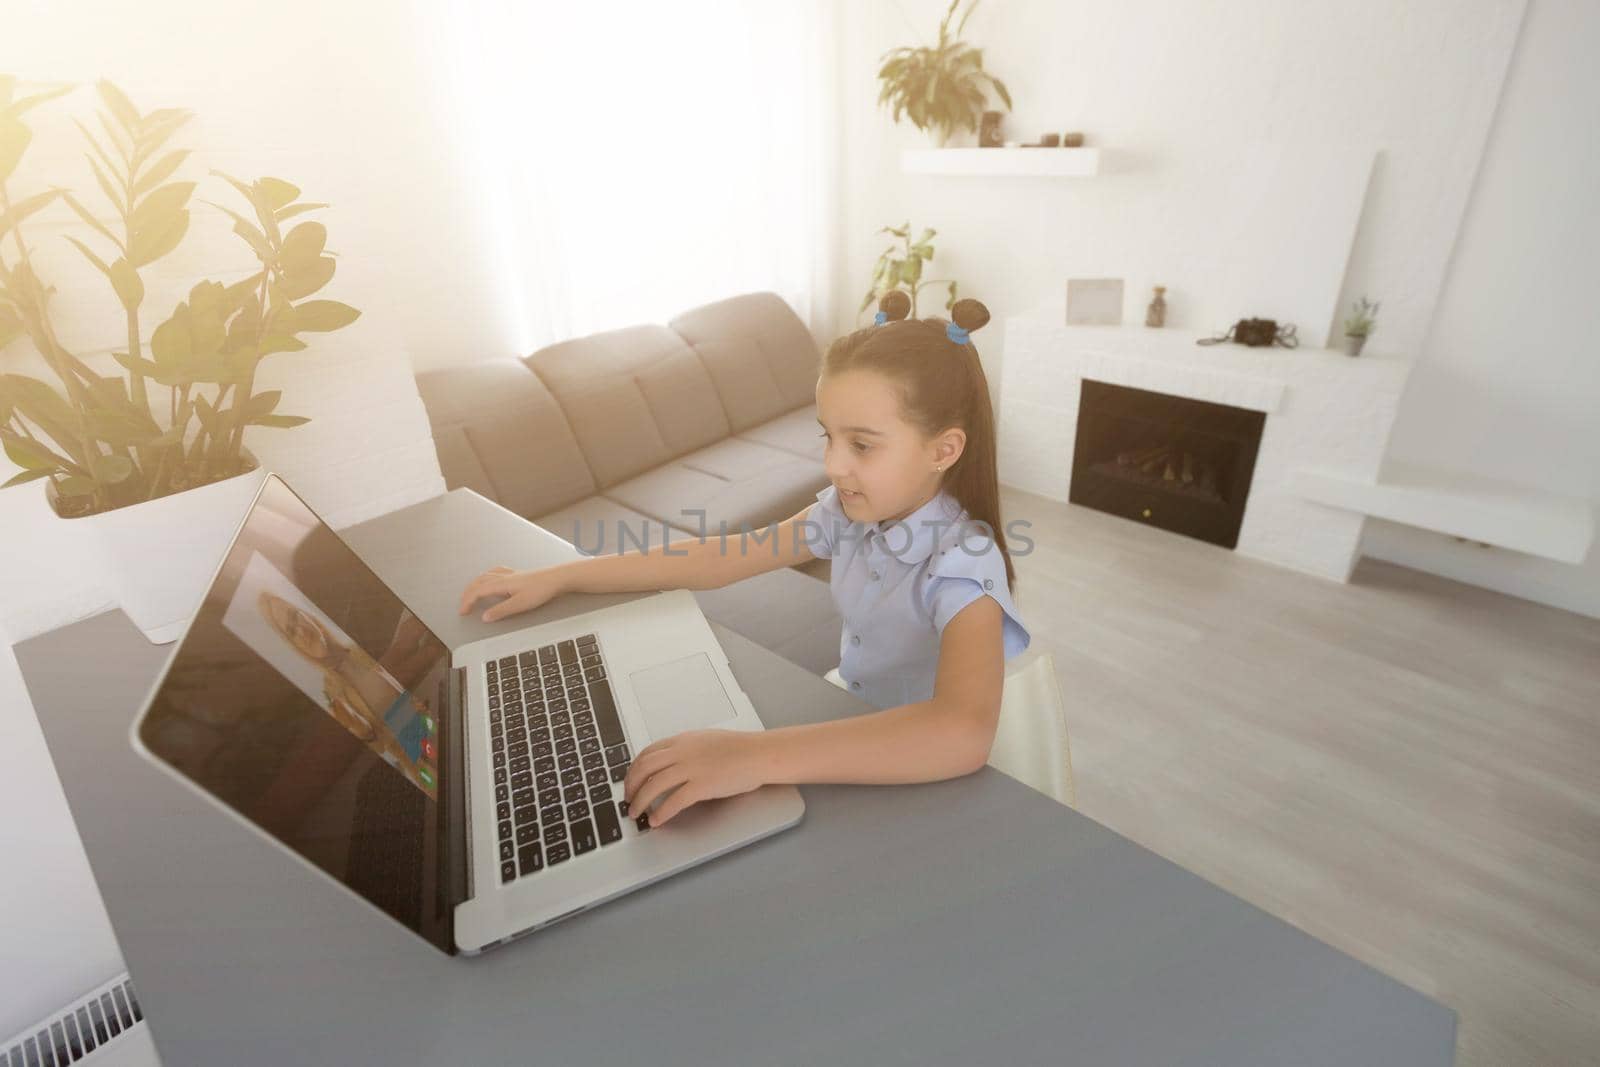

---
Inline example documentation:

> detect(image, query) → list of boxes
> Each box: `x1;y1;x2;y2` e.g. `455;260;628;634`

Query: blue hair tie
946;322;970;345
873;311;888;326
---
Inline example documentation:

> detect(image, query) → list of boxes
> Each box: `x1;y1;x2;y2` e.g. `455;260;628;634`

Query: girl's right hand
458;564;566;622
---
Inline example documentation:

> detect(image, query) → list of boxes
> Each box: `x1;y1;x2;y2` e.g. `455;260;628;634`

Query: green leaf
58;191;126;254
1;428;68;471
129;179;194;234
0;115;30;184
1;374;84;462
2;84;73;119
57;475;97;496
249;413;310;428
132;149;189;201
132;109;191;166
284;300;359;333
150;305;193;364
245;390;281;417
203;200;271;260
86;405;158;447
97;81;141;133
0;304;22;351
257;177;300;211
279;254;335;301
63;235;112;280
112;349;164;379
92;453;135;484
129;208;188;267
1;467;52;488
0;188;61;244
97;112;131;162
192;393;219;432
279;221;327;272
275;201;328;223
86;152;125;215
209;169;258;206
255;334;308;357
108;257;144;311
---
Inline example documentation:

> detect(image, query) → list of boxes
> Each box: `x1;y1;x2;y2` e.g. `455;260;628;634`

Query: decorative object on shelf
979;110;1003;147
1039;133;1060;147
1197;318;1300;348
1062;132;1085;147
0;78;360;519
1145;286;1167;328
860;221;961;318
1066;278;1124;325
1342;295;1379;356
876;0;1012;147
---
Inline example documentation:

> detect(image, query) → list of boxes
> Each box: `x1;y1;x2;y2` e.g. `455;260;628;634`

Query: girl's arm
463;506;822;622
549;507;821;595
752;597;1006;784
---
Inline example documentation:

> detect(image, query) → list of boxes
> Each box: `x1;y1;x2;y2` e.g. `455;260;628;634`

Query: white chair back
821;652;1075;807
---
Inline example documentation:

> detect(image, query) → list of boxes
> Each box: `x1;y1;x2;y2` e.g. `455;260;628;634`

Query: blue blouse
805;483;1030;709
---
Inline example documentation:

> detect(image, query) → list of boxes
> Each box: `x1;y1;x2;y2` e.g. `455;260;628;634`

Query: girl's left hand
622;729;770;828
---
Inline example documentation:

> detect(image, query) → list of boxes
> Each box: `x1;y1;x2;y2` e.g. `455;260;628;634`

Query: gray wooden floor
1000;486;1600;1067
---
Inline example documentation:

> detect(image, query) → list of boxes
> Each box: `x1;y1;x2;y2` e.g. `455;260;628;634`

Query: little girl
457;289;1030;828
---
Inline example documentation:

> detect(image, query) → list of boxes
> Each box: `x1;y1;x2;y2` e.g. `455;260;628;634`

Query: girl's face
815;370;964;525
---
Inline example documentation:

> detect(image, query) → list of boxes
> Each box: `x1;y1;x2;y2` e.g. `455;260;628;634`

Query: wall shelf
901;147;1100;177
1290;461;1596;564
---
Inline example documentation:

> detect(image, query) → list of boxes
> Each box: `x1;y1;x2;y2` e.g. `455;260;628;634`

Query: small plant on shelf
876;0;1012;147
1342;296;1379;356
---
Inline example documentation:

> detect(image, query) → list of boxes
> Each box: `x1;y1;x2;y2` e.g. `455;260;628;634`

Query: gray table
17;489;1456;1066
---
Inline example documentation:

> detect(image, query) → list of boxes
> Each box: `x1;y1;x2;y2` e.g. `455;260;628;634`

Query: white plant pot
49;454;269;644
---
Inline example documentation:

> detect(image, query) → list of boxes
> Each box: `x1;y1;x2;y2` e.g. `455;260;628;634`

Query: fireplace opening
1070;380;1266;549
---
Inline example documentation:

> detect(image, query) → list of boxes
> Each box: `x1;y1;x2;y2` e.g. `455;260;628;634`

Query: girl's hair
820;289;1016;591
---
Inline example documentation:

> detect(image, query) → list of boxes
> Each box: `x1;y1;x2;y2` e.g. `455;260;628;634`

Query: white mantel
996;316;1412;582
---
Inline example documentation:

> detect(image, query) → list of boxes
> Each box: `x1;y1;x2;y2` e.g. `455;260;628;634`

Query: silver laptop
130;473;805;955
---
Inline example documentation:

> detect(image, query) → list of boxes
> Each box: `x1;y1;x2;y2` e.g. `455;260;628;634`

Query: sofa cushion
674;437;811;482
534;495;700;556
736;404;825;462
632;346;733;456
604;455;826;537
670;291;821;432
415;361;596;519
526;324;724;488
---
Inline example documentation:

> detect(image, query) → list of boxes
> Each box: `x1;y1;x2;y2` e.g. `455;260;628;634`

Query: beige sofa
415;291;843;673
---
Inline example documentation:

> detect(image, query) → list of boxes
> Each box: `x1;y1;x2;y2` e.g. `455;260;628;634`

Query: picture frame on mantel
1067;278;1124;325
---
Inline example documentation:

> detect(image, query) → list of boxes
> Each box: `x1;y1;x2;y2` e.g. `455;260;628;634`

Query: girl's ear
932;427;967;471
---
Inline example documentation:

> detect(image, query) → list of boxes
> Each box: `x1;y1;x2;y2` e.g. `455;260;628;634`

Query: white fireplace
996;316;1412;582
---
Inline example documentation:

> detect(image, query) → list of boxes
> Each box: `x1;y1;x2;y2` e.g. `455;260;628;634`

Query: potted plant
0;77;360;641
859;221;961;319
1342;296;1379;356
877;0;1012;147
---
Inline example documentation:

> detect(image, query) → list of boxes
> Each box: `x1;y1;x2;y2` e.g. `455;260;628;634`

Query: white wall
834;0;1524;351
832;0;1588;605
0;0;506;1034
1360;0;1600;619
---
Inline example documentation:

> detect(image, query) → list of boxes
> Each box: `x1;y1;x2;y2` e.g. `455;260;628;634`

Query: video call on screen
137;477;455;949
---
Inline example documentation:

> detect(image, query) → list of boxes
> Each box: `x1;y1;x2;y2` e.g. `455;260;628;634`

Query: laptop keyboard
488;634;650;884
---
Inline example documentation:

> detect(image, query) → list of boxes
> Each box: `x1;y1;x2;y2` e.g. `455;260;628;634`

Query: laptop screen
134;475;456;951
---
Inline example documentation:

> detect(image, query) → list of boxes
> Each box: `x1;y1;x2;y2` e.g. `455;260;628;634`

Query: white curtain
427;0;841;353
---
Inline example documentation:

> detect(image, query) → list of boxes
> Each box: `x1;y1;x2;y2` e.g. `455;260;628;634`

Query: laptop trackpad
630;653;738;740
